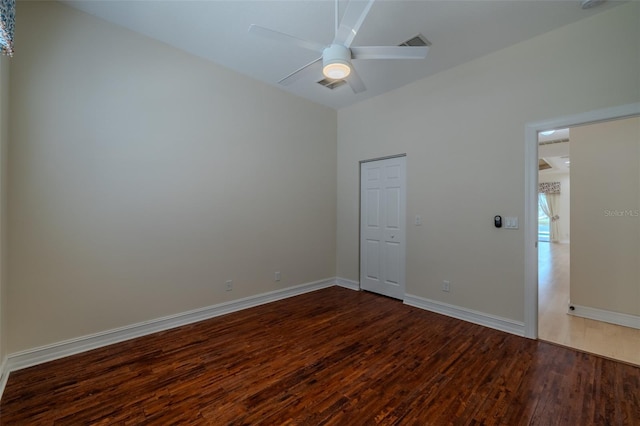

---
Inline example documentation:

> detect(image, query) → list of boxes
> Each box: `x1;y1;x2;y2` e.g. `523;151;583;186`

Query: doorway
359;155;406;300
525;103;640;338
525;104;640;365
537;128;572;349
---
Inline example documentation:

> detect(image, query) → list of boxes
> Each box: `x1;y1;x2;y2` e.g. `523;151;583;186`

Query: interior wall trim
0;281;531;400
359;153;406;164
569;304;640;330
4;277;338;379
336;277;360;291
0;357;8;400
404;294;525;337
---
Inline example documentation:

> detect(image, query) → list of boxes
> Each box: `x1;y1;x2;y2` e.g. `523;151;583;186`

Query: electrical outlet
225;280;233;292
442;280;451;292
275;271;281;282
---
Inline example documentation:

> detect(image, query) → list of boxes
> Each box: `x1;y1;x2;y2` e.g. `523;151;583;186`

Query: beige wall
570;117;640;316
337;2;640;322
0;55;9;364
6;1;640;354
539;173;570;243
8;2;337;353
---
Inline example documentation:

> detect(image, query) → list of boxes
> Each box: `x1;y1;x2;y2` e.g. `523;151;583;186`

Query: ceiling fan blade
334;0;375;47
345;67;366;94
278;57;322;86
249;24;325;53
351;46;429;60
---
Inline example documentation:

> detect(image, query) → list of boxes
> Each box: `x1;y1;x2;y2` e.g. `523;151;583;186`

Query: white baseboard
336;277;359;291
569;303;640;330
6;277;337;375
404;294;525;336
0;280;527;402
0;356;8;399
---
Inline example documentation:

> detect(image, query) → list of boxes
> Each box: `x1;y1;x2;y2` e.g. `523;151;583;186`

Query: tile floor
538;242;640;366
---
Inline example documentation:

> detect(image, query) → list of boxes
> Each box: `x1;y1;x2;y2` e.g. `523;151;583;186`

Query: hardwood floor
2;287;639;425
538;242;640;365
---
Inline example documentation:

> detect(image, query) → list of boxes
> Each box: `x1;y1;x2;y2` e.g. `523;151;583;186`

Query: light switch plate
504;216;519;229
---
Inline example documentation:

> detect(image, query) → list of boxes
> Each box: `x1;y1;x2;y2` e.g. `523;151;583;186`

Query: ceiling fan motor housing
323;44;352;79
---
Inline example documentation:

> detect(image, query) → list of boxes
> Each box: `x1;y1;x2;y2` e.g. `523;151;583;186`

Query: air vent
581;0;605;9
399;34;431;47
538;138;570;146
538;159;552;171
317;78;347;90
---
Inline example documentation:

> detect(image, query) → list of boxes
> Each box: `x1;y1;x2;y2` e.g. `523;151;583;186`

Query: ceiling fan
248;0;429;94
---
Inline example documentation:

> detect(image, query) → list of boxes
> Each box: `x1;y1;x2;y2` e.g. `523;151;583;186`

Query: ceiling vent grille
399;34;431;47
317;78;347;90
538;138;570;146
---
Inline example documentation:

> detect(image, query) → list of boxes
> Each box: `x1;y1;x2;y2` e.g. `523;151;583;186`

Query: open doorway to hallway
536;118;640;366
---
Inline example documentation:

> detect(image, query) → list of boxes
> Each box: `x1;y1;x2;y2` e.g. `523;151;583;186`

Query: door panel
366;190;380;226
384;241;400;285
385;187;400;228
365;240;380;280
360;156;406;300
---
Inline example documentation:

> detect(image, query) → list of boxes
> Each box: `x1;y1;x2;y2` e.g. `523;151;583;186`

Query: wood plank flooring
2;287;639;425
538;242;640;365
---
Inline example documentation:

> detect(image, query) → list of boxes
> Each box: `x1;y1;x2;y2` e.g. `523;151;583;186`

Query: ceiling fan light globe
323;62;351;80
322;44;352;80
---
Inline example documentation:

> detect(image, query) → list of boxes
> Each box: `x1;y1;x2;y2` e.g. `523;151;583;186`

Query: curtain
0;0;14;57
538;193;560;242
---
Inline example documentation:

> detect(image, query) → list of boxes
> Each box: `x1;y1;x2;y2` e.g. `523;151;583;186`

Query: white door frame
523;102;640;339
359;153;407;299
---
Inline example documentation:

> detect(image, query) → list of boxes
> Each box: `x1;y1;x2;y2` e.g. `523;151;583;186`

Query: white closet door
360;156;406;300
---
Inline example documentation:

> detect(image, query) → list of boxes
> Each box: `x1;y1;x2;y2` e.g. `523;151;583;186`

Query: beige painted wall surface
539;173;570;243
0;55;9;364
337;2;640;322
9;2;337;353
570;117;640;316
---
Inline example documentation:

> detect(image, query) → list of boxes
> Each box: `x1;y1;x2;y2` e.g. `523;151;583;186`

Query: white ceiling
539;128;570;174
63;0;621;110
